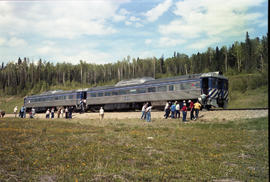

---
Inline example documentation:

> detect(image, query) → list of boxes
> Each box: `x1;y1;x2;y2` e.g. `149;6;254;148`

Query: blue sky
0;0;268;65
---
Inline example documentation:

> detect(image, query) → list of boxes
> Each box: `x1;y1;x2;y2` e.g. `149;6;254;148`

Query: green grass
0;117;268;181
0;96;24;114
228;85;268;108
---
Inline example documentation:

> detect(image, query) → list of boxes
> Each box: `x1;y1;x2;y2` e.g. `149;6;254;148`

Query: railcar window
148;87;156;92
179;83;184;90
168;85;174;91
55;96;58;100
105;92;111;96
218;79;223;89
157;86;167;92
137;88;146;93
119;90;127;95
191;81;200;88
68;95;73;99
90;93;96;97
98;92;104;97
211;78;218;88
180;83;191;90
64;96;66;100
129;89;137;94
112;91;119;95
77;94;81;99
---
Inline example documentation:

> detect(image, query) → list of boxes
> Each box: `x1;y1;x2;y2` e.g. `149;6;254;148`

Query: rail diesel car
24;71;228;112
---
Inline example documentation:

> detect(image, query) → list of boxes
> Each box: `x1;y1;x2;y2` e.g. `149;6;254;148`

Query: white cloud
144;0;172;22
6;37;28;47
145;39;152;45
125;21;132;26
0;1;128;39
36;46;60;55
159;0;266;48
54;50;113;65
130;16;140;22
187;37;221;50
119;8;130;16
0;37;6;46
135;22;143;28
159;37;186;47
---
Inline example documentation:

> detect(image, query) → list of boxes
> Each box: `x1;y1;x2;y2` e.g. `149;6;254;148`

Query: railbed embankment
3;109;268;122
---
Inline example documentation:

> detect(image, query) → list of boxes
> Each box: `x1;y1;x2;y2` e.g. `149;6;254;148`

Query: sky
0;0;268;65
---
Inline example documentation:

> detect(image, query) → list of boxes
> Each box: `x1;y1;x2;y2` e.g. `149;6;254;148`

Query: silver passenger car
24;90;86;112
86;74;203;110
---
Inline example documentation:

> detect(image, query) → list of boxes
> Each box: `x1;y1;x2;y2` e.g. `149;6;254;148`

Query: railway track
209;107;268;111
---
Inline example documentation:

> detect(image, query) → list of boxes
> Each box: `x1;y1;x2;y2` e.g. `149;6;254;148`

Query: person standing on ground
69;107;73;119
23;106;26;118
61;107;64;118
141;103;148;120
194;100;202;120
181;103;187;122
51;108;55;119
188;100;194;120
99;107;104;120
175;101;180;119
31;108;35;118
145;104;152;122
164;101;171;119
14;106;18;118
170;102;176;119
57;107;61;118
46;109;50;119
65;107;68;119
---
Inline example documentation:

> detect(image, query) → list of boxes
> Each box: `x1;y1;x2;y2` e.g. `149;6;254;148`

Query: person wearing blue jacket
170;103;176;118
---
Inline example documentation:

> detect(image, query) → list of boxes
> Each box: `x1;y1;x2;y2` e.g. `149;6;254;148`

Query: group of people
12;105;74;119
13;105;36;118
15;106;26;118
46;107;74;119
140;102;153;122
164;99;202;122
11;99;202;121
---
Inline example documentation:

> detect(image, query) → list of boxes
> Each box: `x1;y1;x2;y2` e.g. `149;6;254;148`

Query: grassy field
0;96;24;114
0;117;268;181
227;85;268;109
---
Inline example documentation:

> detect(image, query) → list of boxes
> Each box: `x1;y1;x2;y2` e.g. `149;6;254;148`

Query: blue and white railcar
200;72;228;108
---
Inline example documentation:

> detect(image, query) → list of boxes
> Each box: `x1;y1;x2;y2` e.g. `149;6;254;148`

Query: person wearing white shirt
14;106;18;118
99;107;104;120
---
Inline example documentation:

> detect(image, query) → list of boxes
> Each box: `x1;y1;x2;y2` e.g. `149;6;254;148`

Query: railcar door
201;78;209;95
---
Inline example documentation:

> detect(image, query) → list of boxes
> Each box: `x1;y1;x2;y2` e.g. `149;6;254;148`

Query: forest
0;32;268;96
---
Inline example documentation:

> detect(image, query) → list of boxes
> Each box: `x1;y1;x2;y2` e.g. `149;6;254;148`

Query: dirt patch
4;110;268;121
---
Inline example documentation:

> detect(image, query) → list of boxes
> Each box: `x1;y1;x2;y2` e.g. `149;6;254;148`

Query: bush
230;77;248;92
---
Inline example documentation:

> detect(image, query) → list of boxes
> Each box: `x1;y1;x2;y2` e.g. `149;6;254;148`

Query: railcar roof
26;89;81;98
87;73;203;91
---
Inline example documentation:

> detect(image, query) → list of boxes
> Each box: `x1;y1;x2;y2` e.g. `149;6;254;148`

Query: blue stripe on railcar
87;79;200;94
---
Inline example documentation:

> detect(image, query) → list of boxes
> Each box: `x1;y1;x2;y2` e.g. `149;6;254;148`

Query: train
24;71;228;112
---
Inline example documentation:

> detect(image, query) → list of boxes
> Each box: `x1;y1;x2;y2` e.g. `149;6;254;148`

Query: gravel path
4;110;268;121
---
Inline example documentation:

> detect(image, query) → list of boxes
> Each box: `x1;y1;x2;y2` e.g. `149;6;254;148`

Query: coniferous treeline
0;32;268;96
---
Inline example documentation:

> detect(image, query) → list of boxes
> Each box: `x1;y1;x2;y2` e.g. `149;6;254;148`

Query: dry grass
0;116;268;181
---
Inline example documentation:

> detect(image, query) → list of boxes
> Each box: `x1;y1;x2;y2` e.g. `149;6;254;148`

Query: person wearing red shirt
181;103;187;122
188;100;194;120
